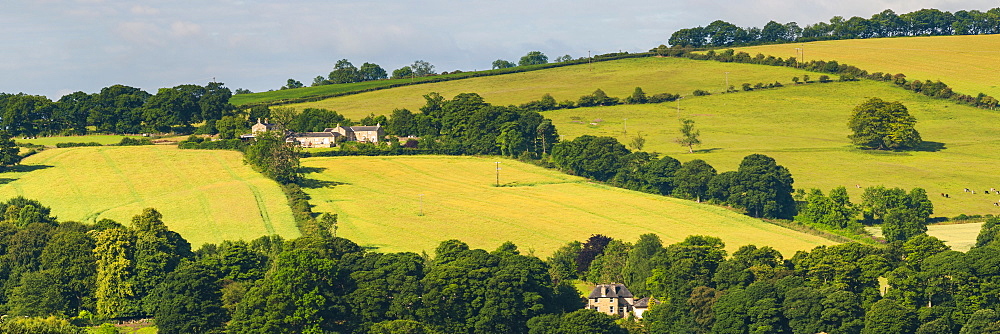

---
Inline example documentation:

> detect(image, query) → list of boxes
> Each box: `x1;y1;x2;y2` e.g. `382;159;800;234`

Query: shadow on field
693;147;722;153
299;166;327;174
0;178;15;185
9;164;53;173
912;141;946;152
299;178;349;189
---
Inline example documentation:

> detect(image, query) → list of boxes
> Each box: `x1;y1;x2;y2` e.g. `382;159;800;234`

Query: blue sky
2;0;994;98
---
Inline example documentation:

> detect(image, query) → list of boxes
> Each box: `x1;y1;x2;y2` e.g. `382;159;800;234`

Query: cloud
114;21;165;47
170;21;202;38
130;5;160;15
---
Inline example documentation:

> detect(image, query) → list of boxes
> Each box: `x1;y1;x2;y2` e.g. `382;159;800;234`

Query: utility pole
588;50;592;71
418;194;424;216
676;97;682;117
623;118;627;134
495;161;501;187
725;72;730;91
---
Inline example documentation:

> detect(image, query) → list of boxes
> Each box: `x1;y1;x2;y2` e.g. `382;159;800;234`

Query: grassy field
300;155;834;257
542;80;1000;217
283;57;818;120
0;146;298;246
17;135;143;147
927;223;984;252
733;35;1000;98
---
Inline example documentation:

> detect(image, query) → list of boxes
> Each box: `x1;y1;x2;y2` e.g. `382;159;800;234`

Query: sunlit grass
0;146;298;246
300;155;834;257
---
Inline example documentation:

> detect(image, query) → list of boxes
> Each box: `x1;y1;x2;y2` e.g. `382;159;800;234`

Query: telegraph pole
418;194;424;216
725;72;730;91
588;50;592;71
495;161;501;187
623;118;627;134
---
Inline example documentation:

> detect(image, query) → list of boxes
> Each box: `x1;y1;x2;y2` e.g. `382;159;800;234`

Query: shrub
692;89;711;96
115;137;153;146
55;142;103;148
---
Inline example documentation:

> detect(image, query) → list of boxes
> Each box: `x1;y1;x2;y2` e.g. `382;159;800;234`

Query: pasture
927;222;984;252
0;146;298;246
300;155;835;257
733;34;1000;98
283;57;817;119
543;80;1000;217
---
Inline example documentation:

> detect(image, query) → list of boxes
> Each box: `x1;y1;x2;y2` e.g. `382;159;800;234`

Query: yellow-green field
927;223;984;252
300;155;834;257
733;35;1000;98
285;57;818;119
543;80;1000;217
0;146;298;246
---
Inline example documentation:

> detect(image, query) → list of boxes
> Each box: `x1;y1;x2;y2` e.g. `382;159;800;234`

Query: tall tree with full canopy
848;97;922;150
0;131;22;171
673;159;717;202
709;154;796;219
153;261;226;334
862;298;917;334
228;247;347;333
518;51;548;66
130;208;192;314
359;62;388;81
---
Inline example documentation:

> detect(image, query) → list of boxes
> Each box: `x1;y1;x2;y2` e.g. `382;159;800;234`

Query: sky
2;0;995;99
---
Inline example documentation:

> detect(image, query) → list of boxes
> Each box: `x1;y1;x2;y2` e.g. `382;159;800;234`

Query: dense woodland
669;8;1000;48
0;82;233;137
2;194;1000;333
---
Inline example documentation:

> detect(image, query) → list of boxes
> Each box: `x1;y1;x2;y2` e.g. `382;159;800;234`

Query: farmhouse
587;283;652;319
242;119;385;148
330;123;384;143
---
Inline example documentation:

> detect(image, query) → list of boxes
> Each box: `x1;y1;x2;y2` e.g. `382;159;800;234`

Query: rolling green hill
543;80;1000;218
300;155;835;257
283;57;818;119
0;146;299;246
732;34;1000;98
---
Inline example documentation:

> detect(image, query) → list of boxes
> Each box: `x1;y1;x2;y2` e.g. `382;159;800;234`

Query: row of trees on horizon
669;8;1000;48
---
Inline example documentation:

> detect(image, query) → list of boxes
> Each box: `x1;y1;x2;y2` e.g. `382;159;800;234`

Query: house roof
587;283;634;299
293;132;340;138
634;297;652;308
350;125;381;132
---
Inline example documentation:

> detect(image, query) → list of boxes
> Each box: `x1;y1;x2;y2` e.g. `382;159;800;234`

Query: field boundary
232;53;655;107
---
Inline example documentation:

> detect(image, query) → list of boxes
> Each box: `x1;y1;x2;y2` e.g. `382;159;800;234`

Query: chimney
257;118;261;124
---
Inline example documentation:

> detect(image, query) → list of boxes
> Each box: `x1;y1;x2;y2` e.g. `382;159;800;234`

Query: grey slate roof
587;283;634;299
634;297;651;308
350;125;381;132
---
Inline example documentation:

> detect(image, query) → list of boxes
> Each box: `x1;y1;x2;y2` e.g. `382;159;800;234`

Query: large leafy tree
244;130;301;183
518;51;548;66
359;62;388;81
491;59;516;69
0;131;22;171
153;261;226;334
329;59;361;84
673;159;717;202
848;97;922;150
862;298;917;334
551;135;629;181
228;248;347;333
709;154;796;219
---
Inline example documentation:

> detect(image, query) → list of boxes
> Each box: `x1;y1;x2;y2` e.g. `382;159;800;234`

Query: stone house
243;119;385;147
586;283;654;319
292;131;341;148
330;124;385;143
